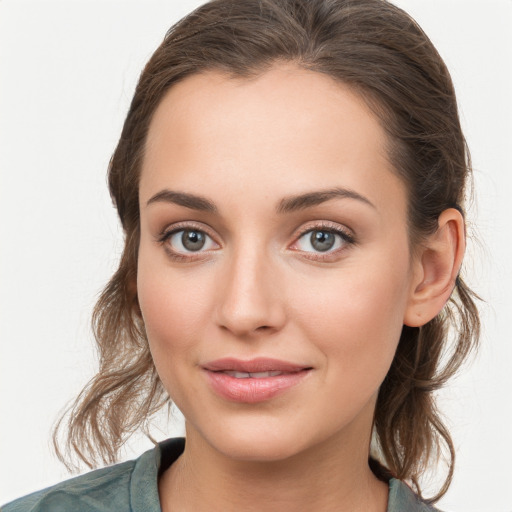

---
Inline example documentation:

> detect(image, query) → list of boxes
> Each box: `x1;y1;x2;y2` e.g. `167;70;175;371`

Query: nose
214;248;286;338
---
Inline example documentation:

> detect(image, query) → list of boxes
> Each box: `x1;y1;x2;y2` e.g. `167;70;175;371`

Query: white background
0;1;511;510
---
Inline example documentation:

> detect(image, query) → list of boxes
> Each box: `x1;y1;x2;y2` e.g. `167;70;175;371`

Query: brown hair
53;0;480;502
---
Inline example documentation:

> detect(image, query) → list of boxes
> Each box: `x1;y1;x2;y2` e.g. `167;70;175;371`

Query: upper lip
202;357;311;373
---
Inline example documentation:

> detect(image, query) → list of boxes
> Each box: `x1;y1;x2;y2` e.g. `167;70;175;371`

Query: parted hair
53;0;480;502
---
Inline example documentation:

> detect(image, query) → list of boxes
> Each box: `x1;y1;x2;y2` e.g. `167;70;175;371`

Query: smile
202;358;312;403
222;370;285;378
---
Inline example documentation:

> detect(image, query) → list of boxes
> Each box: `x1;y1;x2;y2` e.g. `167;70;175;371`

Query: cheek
136;254;214;388
290;255;411;392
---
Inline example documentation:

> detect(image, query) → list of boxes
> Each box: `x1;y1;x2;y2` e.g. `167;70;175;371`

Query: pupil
182;230;205;251
310;231;335;252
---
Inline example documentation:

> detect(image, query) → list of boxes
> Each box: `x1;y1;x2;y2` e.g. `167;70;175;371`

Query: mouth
203;357;311;374
220;370;288;378
202;358;313;403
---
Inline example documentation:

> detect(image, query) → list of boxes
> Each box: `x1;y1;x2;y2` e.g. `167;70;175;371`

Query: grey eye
168;229;216;253
295;229;346;254
310;231;335;252
182;230;206;251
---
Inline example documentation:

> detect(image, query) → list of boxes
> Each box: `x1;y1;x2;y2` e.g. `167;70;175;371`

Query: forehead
140;64;406;218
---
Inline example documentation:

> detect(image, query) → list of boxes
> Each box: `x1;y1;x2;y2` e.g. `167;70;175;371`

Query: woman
2;0;480;510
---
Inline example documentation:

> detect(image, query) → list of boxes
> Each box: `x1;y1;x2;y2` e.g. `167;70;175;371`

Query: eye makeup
156;219;357;264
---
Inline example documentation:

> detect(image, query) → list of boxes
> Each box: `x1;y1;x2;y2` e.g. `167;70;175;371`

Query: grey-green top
2;438;440;512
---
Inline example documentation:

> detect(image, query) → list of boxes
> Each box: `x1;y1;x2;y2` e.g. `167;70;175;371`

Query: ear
404;208;465;327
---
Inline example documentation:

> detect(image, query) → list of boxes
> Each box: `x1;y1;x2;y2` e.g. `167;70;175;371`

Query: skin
137;64;465;512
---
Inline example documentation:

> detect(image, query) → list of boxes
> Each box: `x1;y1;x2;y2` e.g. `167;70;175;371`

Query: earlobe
404;208;465;327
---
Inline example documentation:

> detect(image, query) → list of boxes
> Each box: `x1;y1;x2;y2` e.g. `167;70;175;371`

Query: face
137;65;418;462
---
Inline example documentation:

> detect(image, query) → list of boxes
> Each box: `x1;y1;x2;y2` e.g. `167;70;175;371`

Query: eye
164;228;218;254
292;226;354;255
296;230;343;253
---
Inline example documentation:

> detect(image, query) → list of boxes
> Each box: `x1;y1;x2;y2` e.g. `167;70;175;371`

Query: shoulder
388;479;443;512
1;460;139;512
1;442;166;512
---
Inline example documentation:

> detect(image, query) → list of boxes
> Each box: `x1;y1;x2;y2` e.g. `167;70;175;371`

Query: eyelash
157;221;356;262
291;221;356;262
157;222;218;262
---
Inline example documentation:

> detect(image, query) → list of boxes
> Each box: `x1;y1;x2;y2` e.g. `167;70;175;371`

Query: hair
53;0;480;503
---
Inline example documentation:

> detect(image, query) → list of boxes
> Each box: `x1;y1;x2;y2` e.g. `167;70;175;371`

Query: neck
159;421;388;512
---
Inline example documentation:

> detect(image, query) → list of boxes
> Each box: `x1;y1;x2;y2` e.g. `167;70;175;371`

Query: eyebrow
146;189;218;213
146;186;375;214
276;187;376;213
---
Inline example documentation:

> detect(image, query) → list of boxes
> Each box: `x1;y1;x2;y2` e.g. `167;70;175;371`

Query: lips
203;357;309;373
222;370;284;378
202;358;312;403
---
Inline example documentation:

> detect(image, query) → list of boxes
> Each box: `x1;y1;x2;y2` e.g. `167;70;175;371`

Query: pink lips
202;358;312;403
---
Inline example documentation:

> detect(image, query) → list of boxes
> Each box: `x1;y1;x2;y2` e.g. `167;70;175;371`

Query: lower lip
204;370;311;403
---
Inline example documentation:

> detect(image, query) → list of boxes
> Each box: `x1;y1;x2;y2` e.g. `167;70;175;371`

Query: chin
199;415;351;467
188;416;312;463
